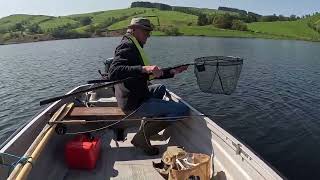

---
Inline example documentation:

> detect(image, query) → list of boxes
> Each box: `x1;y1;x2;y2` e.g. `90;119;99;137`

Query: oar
8;103;74;180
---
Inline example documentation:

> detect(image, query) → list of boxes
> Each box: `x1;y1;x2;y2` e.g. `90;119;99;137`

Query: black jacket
108;34;173;111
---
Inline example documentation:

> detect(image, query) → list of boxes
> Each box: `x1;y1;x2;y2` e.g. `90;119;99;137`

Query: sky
0;0;319;19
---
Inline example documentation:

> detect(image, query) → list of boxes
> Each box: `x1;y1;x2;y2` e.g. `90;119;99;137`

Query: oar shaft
8;103;74;180
15;124;56;180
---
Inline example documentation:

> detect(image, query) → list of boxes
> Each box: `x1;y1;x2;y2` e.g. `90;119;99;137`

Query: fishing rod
87;56;243;84
40;77;132;106
40;56;243;106
87;63;191;84
40;64;189;106
48;114;225;125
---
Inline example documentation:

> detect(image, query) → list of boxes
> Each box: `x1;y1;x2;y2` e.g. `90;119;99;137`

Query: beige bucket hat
128;17;153;31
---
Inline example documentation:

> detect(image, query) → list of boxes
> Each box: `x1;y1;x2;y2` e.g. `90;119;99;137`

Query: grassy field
39;17;79;32
248;15;320;41
185;7;239;16
0;14;53;32
0;7;319;44
308;14;320;24
108;9;198;30
69;8;147;25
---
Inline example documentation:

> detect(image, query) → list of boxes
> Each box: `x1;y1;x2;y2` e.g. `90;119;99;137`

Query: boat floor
29;119;222;180
52;127;169;180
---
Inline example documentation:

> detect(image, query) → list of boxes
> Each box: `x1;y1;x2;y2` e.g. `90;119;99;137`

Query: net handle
161;63;195;71
162;56;243;71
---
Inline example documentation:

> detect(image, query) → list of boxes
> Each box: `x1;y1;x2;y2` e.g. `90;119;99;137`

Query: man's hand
142;65;164;78
170;65;189;75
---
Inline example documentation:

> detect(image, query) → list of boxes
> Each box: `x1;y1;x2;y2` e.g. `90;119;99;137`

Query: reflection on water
0;37;320;180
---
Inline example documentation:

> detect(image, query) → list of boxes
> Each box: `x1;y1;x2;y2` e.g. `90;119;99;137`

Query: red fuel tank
65;134;101;169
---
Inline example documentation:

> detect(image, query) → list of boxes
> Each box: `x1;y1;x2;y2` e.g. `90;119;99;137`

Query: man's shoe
131;121;171;156
131;120;171;156
131;134;159;156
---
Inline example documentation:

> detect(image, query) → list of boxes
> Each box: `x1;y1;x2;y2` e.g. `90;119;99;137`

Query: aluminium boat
0;84;284;180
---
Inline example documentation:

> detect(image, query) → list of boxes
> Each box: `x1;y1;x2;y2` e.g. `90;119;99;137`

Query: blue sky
0;0;319;18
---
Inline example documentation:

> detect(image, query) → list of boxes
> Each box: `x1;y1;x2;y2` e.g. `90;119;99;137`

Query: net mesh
194;56;243;95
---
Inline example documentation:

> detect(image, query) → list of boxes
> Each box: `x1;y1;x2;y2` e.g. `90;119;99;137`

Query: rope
62;108;219;135
0;153;33;177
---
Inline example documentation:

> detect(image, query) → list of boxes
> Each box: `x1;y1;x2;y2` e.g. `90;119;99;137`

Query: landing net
194;56;243;95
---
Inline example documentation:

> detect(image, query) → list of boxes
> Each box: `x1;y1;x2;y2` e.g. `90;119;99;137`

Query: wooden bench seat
66;107;126;120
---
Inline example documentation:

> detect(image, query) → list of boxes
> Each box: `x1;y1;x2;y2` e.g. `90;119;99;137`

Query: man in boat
108;17;189;155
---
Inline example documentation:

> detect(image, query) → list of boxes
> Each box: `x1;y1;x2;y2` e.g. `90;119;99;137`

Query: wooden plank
66;107;126;120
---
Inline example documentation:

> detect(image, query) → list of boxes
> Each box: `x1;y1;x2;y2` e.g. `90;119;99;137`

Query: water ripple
0;37;320;180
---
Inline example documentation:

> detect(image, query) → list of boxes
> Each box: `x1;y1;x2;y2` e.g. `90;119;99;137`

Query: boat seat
66;107;126;120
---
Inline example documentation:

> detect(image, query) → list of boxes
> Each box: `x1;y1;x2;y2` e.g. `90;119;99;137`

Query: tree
260;15;279;22
218;7;247;15
197;14;209;26
213;14;234;29
289;15;297;21
12;23;24;33
247;12;261;22
28;24;42;34
87;24;97;33
207;15;215;24
50;27;89;39
162;26;181;36
131;2;172;10
231;20;248;31
80;17;92;26
316;24;320;33
278;15;286;21
0;27;7;34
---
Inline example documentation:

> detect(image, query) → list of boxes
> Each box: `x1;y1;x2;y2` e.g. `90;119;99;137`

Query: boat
0;82;285;180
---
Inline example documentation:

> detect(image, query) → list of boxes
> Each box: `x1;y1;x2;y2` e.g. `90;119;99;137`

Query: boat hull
0;85;284;180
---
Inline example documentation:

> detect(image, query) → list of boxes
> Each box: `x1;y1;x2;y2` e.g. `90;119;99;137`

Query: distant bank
0;2;320;45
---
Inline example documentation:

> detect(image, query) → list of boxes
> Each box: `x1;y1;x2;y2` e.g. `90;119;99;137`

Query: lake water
1;37;320;179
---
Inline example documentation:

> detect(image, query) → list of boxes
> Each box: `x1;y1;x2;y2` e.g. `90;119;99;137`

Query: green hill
0;5;319;45
108;9;198;30
0;14;52;32
248;14;320;41
39;17;79;32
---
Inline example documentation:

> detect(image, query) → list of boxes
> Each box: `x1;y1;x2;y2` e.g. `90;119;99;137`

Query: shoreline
1;33;320;46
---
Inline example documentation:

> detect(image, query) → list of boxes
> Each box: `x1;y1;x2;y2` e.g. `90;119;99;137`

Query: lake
0;36;320;179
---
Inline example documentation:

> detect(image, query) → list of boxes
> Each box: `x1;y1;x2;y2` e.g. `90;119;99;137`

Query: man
108;17;189;155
